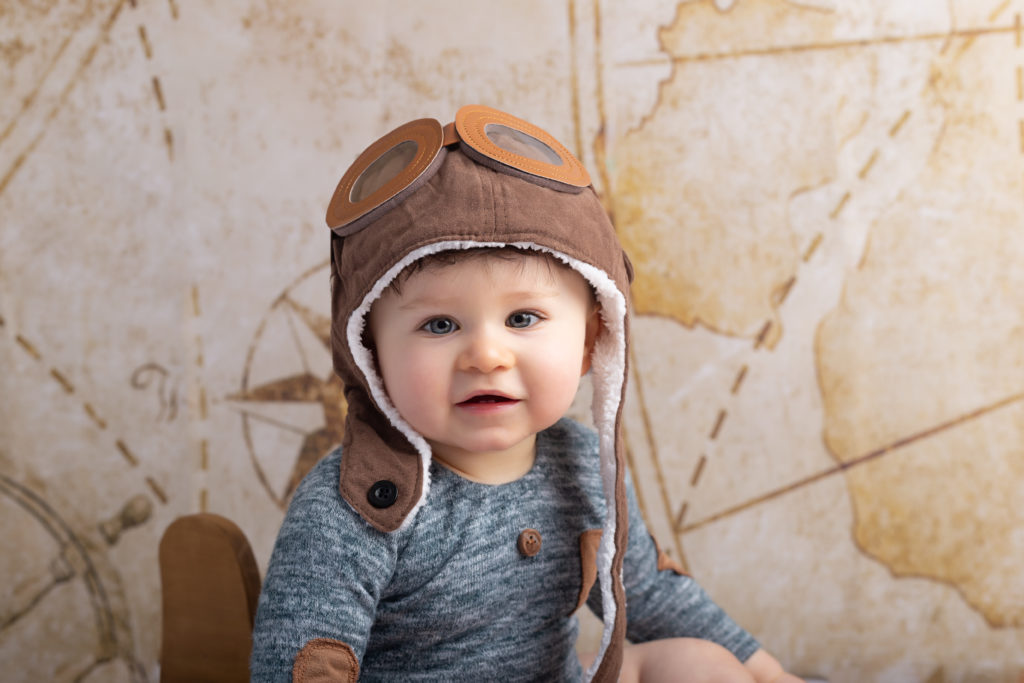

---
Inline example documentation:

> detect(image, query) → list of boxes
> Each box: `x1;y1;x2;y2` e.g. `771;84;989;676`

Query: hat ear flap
331;235;427;533
338;387;424;533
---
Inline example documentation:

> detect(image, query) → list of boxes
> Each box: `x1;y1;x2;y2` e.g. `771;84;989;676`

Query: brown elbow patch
294;638;359;683
651;534;688;576
575;529;603;612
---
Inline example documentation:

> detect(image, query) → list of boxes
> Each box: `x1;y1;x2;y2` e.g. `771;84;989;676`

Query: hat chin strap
347;240;628;681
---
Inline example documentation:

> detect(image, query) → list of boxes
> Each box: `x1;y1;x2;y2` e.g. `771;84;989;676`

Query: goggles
326;105;591;236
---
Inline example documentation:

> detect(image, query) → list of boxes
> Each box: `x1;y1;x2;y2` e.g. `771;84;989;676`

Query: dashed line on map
2;312;166;508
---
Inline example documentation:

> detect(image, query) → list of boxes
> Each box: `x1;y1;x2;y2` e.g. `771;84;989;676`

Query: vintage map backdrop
2;0;1023;680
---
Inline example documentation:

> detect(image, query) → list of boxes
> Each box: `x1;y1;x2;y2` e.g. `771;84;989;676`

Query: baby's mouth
457;394;517;406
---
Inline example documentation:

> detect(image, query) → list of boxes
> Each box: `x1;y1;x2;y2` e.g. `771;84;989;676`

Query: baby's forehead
420;249;557;277
391;247;590;294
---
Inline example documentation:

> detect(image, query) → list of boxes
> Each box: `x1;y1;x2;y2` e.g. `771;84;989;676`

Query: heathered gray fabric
251;418;759;681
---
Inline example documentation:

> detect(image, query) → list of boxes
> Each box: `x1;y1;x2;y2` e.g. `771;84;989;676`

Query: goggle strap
442;122;459;147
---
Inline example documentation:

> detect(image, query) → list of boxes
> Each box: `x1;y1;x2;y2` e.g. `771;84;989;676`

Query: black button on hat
367;480;398;508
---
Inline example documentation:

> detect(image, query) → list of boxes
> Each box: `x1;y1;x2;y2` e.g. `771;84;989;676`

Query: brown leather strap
441;121;459;147
652;533;689;575
576;529;604;612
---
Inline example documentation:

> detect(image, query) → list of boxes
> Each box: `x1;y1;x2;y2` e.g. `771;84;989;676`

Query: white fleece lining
347;240;627;680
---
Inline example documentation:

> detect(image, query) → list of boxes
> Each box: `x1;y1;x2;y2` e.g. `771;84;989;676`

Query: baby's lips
459;396;516;405
456;390;518;405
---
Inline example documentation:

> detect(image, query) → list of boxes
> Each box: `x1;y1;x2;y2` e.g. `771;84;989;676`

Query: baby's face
369;253;598;482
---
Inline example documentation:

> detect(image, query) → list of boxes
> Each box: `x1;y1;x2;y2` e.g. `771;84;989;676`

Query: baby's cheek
536;355;585;414
395;367;432;404
381;354;426;414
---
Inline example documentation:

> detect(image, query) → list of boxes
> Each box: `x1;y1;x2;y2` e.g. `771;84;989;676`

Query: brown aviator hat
326;105;632;681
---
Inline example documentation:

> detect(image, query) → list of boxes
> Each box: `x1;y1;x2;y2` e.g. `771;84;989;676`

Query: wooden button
517;528;542;557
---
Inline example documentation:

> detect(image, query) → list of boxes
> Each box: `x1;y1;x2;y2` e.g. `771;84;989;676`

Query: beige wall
2;1;1023;681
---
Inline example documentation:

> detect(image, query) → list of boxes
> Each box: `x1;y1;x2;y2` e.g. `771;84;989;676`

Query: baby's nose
458;330;515;372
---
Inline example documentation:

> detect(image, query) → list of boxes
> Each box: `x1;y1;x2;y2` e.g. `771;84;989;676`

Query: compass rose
229;262;347;510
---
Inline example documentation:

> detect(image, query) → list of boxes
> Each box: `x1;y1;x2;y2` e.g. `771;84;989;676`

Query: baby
250;105;801;682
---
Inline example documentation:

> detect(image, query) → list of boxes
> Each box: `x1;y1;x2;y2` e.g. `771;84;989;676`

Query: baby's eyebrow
396;295;454;311
396;288;559;311
498;289;560;302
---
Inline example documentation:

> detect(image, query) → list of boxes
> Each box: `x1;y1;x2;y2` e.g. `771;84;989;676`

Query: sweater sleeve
586;471;760;663
250;449;399;682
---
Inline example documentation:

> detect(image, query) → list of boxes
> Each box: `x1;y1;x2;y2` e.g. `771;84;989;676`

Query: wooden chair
159;514;261;682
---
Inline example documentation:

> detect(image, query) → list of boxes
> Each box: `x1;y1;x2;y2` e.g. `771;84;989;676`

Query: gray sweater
251;418;759;681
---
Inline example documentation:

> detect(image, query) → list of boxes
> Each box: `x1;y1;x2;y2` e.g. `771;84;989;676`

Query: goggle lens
350;140;419;204
483;123;563;167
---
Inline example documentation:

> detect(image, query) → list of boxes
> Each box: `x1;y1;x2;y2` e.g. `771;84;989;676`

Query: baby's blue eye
507;312;539;329
423;317;457;335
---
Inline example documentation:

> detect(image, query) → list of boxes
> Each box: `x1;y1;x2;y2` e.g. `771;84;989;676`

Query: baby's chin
428;438;538;484
427;436;534;459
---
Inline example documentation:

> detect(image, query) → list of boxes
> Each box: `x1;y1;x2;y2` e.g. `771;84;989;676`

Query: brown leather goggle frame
326;105;591;236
